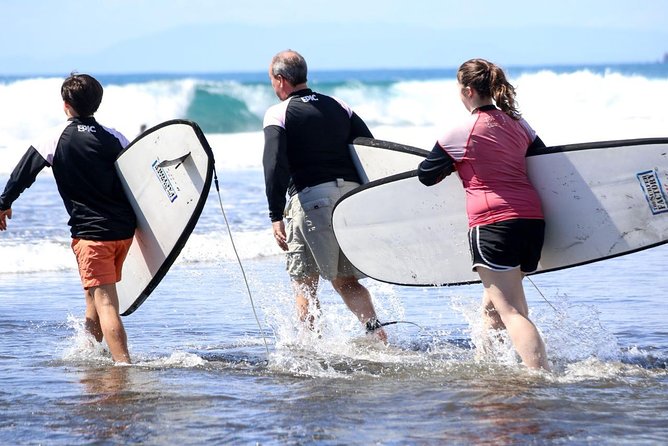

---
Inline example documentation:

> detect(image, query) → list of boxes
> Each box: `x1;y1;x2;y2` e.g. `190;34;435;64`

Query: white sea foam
2;69;667;174
0;240;74;274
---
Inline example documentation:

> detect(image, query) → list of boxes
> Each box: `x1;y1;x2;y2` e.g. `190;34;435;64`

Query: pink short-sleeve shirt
438;107;544;227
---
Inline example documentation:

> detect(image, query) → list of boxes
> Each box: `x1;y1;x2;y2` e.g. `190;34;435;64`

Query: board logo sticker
152;159;178;202
637;170;668;215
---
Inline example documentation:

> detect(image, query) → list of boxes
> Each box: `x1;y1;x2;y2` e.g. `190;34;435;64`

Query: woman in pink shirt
418;59;549;370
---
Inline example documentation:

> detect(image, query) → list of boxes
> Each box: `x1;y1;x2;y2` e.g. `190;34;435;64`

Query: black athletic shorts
468;218;545;273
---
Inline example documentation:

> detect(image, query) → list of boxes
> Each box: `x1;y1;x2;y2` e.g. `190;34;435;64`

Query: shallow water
2;243;667;445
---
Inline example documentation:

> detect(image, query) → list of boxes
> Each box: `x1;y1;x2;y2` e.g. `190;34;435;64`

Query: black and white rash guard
0;117;136;240
262;88;373;222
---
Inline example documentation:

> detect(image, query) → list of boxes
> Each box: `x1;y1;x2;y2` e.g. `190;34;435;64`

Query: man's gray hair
271;50;308;85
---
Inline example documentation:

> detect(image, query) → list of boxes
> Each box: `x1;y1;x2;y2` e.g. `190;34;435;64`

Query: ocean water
1;63;667;445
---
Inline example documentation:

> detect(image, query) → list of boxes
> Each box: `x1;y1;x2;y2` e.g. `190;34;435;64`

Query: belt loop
336;178;344;187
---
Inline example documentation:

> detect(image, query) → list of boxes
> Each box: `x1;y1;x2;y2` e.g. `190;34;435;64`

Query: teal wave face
186;86;263;133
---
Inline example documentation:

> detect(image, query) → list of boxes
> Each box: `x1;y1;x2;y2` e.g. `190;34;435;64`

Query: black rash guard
262;88;373;222
0;117;136;240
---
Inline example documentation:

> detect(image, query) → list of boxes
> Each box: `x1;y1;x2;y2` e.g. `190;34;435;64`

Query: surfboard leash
212;169;271;357
526;276;559;313
365;318;423;333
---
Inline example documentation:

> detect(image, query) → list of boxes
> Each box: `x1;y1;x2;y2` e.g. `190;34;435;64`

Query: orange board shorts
71;238;134;289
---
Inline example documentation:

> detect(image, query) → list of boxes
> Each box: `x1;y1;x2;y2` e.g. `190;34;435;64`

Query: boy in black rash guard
0;73;136;363
263;50;386;341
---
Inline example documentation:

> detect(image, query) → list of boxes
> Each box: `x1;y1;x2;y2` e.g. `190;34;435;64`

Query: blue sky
1;0;667;75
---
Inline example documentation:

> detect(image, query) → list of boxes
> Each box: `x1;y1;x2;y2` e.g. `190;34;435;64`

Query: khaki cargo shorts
285;179;364;281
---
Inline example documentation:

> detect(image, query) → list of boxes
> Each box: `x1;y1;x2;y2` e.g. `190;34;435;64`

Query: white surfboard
334;138;668;286
349;137;430;182
115;120;214;315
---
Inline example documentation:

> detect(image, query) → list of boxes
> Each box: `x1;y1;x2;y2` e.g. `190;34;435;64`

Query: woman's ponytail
458;59;521;120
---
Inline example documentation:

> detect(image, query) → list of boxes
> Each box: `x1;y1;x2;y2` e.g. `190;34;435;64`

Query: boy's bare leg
84;289;104;342
90;283;131;364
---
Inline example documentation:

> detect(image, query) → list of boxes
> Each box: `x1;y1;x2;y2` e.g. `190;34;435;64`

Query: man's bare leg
332;276;387;342
293;275;320;329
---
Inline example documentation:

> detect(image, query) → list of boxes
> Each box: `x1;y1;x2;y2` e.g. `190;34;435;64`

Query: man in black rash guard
263;50;386;341
0;73;136;363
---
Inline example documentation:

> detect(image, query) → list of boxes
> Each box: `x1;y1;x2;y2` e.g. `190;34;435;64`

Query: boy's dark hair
61;73;103;117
